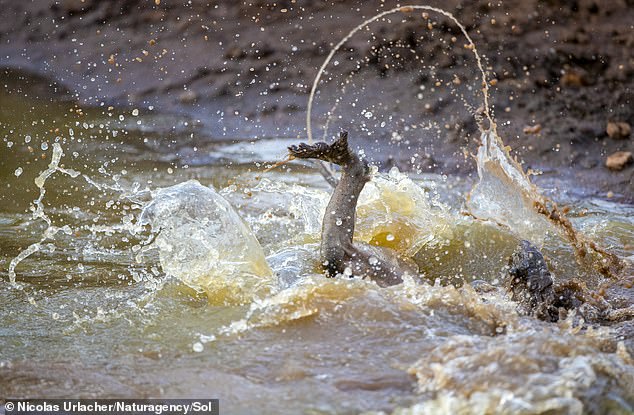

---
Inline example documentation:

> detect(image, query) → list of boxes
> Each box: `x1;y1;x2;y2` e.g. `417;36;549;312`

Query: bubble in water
192;342;204;352
139;180;273;301
335;218;343;226
41;142;49;151
132;109;139;116
386;233;395;241
25;135;31;143
14;167;23;177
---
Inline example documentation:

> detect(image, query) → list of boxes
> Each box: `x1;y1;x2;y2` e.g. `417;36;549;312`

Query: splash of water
304;4;621;277
8;143;79;284
245;170;454;259
467;130;552;243
468;130;623;277
356;167;454;256
138;180;273;303
306;5;495;146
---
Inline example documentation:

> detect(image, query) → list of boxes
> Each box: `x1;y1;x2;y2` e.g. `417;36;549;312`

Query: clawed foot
288;131;353;166
288;141;332;159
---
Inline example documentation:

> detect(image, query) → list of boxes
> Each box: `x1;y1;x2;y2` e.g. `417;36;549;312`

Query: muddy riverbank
1;0;632;200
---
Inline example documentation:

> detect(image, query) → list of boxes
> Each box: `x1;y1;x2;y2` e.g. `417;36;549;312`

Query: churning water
1;6;633;415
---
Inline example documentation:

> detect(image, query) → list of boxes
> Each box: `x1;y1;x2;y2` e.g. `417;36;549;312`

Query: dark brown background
0;0;632;200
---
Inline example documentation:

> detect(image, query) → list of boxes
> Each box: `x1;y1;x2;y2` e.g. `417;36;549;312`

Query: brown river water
1;65;633;415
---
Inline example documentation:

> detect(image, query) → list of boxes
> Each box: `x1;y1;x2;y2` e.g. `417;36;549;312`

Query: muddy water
1;71;634;414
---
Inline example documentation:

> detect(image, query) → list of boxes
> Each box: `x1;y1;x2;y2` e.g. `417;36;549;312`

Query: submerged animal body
506;240;619;324
287;134;631;330
288;131;417;287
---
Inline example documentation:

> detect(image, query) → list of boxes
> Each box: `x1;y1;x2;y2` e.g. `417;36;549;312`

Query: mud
0;0;632;200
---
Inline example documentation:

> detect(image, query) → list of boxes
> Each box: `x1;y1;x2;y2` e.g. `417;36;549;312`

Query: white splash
138;180;273;302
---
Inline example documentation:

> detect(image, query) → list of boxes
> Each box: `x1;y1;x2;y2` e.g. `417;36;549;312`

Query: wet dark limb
289;131;413;287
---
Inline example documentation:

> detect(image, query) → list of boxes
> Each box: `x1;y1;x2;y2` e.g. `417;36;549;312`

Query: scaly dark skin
508;240;594;322
289;131;417;287
508;240;560;321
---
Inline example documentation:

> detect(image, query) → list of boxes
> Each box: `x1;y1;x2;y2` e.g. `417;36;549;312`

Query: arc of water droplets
306;5;494;146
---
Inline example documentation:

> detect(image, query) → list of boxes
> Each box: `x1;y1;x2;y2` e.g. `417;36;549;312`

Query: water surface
1;70;633;414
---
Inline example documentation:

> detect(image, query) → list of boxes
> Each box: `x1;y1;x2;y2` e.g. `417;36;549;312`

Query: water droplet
335;218;343;226
41;142;49;151
25;135;31;143
192;342;204;352
364;111;373;119
386;233;395;241
14;167;23;177
132;109;139;116
368;256;378;265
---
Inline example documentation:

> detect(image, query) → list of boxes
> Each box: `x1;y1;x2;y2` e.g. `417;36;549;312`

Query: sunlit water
1;67;633;414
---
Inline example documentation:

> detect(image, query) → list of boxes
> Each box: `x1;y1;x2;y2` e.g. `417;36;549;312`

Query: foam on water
399;326;634;415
